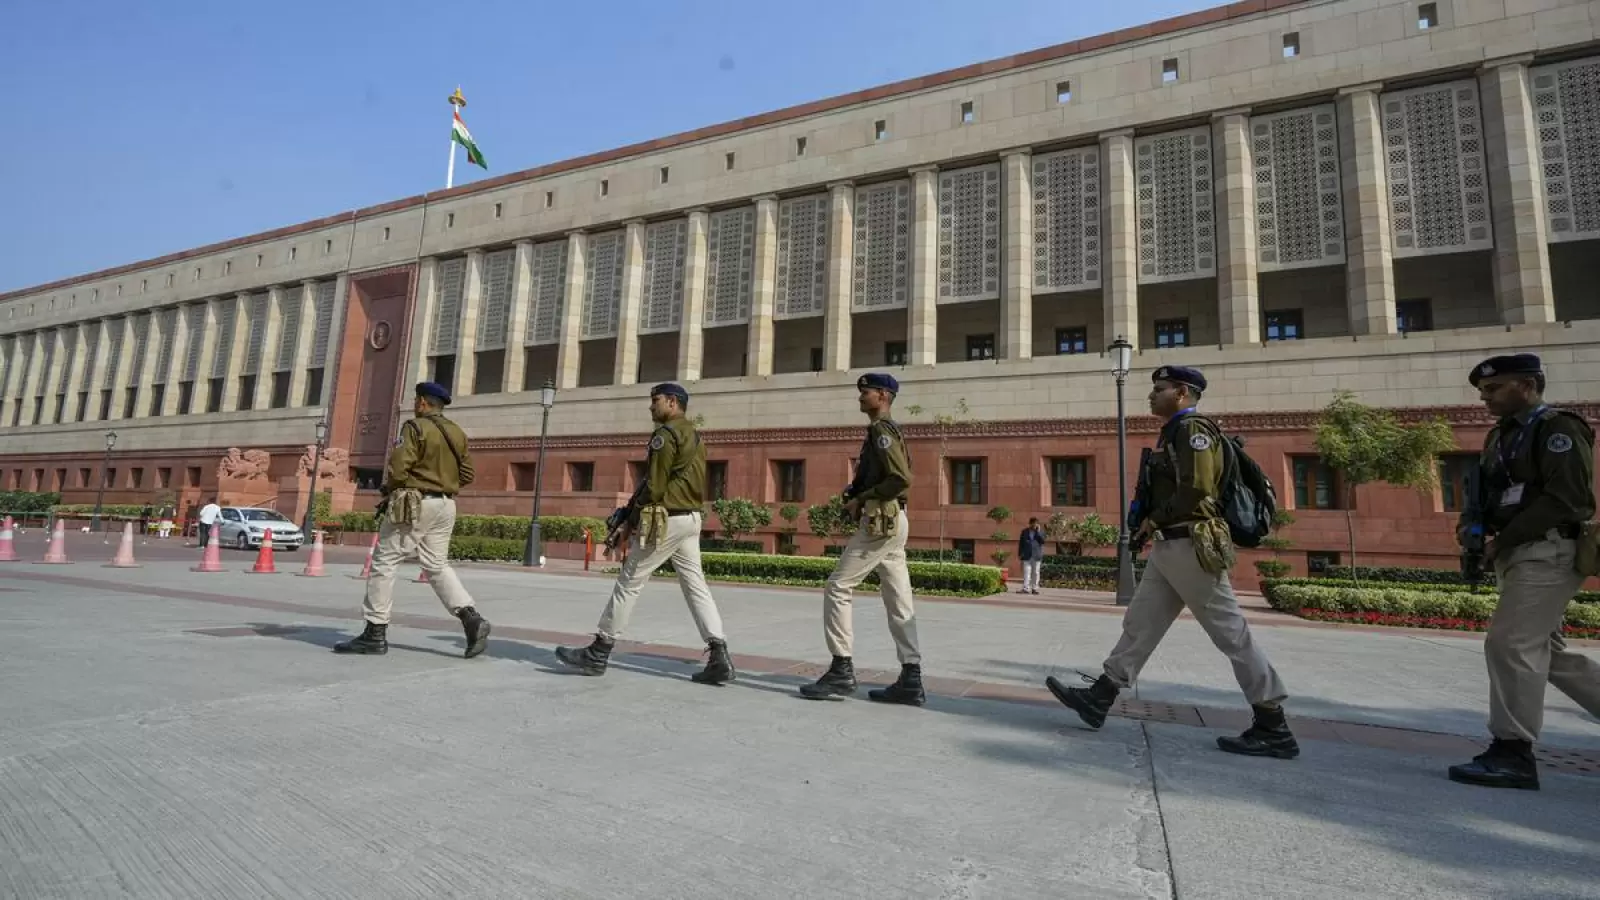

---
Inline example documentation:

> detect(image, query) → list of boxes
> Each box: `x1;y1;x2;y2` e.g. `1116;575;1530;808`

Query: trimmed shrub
823;545;970;563
1263;576;1599;605
1324;564;1491;587
3;491;61;513
1261;580;1598;633
700;539;764;554
449;536;524;562
658;553;1003;596
338;511;606;543
52;503;146;518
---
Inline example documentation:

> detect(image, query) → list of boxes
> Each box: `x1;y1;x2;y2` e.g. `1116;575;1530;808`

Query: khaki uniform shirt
643;416;705;512
1148;412;1225;528
385;413;474;495
844;418;913;504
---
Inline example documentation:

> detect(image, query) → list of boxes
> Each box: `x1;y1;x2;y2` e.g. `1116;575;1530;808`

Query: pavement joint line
9;567;1600;777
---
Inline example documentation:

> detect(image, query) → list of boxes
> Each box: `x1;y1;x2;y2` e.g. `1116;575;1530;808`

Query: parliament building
2;0;1598;573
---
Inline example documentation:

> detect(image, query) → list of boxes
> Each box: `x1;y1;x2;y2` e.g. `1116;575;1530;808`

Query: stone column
18;332;46;425
1100;129;1140;349
556;232;586;390
1000;149;1033;360
823;181;855;372
613;220;647;386
1213;109;1261;345
908;166;939;367
286;281;319;408
454;249;486;395
1336;85;1397;335
1479;57;1555;325
82;320;111;422
219;294;253;412
251;288;286;411
159;307;192;417
106;318;138;421
503;240;536;393
39;329;66;425
747;195;779;378
191;301;222;414
402;258;439;398
64;325;91;422
131;315;163;419
677;209;710;382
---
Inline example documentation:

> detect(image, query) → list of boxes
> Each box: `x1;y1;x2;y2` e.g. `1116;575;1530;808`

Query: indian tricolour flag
452;112;487;170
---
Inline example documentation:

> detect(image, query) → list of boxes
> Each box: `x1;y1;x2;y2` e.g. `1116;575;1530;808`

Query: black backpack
1165;414;1279;549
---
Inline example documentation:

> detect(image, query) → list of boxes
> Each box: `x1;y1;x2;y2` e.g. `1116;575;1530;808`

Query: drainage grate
1535;746;1600;777
187;624;309;638
1114;698;1206;727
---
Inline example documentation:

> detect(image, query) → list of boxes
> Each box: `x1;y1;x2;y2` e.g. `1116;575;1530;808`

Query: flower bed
1297;609;1600;640
660;553;1004;597
1266;577;1600;604
1262;580;1600;636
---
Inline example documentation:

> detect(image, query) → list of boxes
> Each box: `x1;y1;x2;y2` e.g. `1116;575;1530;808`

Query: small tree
904;398;972;563
1043;512;1077;553
710;497;772;542
778;504;800;530
1313;391;1456;584
987;505;1012;527
806;495;854;542
1070;512;1119;555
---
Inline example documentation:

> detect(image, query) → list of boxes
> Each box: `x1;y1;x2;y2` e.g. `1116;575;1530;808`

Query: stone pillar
556;232;586;390
106;318;138;421
158;307;192;417
503;240;536;393
1213;109;1261;345
219;294;253;412
251;288;286;411
613;220;646;386
823;181;855;372
39;330;66;425
1479;57;1555;325
1336;85;1398;336
1000;149;1033;360
908;166;939;367
64;325;91;422
402;258;439;399
191;301;222;414
454;249;486;395
82;320;111;422
747;195;779;378
678;209;710;382
286;281;318;408
18;332;45;424
317;273;350;408
131;315;163;419
1100;129;1140;349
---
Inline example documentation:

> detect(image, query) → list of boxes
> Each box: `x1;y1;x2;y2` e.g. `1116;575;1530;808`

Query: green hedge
823;545;970;563
1042;553;1145;572
338;511;606;543
1324;564;1490;586
659;553;1003;597
449;536;525;561
1268;576;1600;605
1;492;60;513
51;504;147;517
701;539;764;554
1262;580;1600;631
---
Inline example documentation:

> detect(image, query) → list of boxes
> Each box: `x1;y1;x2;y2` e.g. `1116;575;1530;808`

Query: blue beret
1469;353;1542;387
415;381;452;405
1152;365;1206;392
857;373;899;394
650;382;689;404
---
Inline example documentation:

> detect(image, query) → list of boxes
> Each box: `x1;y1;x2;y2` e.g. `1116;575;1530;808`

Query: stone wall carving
218;448;271;480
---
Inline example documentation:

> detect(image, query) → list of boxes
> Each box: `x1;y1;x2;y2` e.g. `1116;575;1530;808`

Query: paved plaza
2;535;1598;899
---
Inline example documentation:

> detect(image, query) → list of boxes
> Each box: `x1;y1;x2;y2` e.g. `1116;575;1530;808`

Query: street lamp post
1109;336;1137;607
92;430;117;533
301;414;329;538
522;380;557;567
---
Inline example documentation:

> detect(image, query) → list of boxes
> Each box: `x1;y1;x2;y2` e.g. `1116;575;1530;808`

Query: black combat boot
1448;738;1539;790
555;634;614;676
1045;673;1119;729
868;663;926;706
690;638;736;686
1217;704;1301;760
333;622;388;655
456;606;491;659
798;656;857;700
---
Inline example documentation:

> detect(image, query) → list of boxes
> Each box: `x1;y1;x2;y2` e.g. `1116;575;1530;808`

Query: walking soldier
1449;353;1600;790
335;382;491;658
799;373;925;705
555;383;735;685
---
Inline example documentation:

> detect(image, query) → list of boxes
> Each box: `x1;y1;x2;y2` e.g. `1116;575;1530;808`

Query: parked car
215;506;303;551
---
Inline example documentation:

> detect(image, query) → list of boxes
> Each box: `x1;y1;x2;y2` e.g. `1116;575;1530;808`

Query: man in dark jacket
1018;517;1046;594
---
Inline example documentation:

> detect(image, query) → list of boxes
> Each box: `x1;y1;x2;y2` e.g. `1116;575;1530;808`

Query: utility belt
421;491;455;499
1488;523;1582;541
667;509;699;517
1152;524;1192;541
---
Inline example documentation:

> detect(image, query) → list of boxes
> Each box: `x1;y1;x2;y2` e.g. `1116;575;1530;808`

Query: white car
215;507;304;551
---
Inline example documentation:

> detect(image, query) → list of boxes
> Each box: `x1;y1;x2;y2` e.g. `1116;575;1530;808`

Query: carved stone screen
36;334;54;396
640;220;687;334
1532;57;1600;243
310;281;336;368
852;180;911;310
129;313;152;383
1031;147;1101;292
274;291;302;372
936;164;1001;304
80;322;101;391
775;195;828;319
153;308;179;384
13;336;33;396
0;337;12;398
705;207;755;326
476;248;515;350
526;240;569;345
429;258;466;355
55;327;77;394
1135;128;1216;283
583;231;626;340
1252;105;1345;271
1381;81;1493;257
105;318;128;387
183;303;206;381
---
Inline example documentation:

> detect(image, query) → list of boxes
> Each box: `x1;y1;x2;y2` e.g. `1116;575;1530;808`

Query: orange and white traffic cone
38;519;70;565
105;522;140;568
0;516;18;562
298;530;328;577
348;532;379;580
191;526;224;573
248;528;278;574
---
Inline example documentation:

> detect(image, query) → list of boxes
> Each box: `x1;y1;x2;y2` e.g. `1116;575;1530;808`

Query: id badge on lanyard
1496;404;1546;506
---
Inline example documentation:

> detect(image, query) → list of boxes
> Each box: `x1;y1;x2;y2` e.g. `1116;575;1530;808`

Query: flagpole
446;87;467;189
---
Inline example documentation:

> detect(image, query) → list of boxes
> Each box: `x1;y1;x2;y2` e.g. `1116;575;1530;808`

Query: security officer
555;383;735;685
1045;365;1298;758
1449;353;1600;790
799;373;924;705
334;382;491;659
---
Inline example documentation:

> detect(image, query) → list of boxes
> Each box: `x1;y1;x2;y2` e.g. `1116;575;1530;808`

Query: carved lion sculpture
217;448;271;481
297;446;350;481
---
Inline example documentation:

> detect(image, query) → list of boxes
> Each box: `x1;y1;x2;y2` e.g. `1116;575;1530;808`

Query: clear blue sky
0;0;1211;293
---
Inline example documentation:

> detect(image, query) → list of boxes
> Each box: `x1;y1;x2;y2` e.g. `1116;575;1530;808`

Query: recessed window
1437;454;1477;512
795;136;808;156
884;341;907;366
192;267;200;282
141;279;148;293
1050;458;1090;507
1418;3;1438;29
600;179;610;197
446;213;455;228
493;202;503;219
544;191;554;208
93;288;100;301
1265;309;1304;342
1056;327;1088;355
965;333;995;361
289;247;297;261
223;262;231;276
256;253;263;267
117;285;123;297
1293;457;1342;510
874;119;888;141
325;238;333;252
1397;298;1433;333
165;273;174;287
382;227;391;241
1056;81;1072;103
1162;58;1180;83
659;166;670;185
1283;32;1300;57
775;460;806;503
725;152;736;170
1155;318;1189;348
949;459;986;505
960;101;975;124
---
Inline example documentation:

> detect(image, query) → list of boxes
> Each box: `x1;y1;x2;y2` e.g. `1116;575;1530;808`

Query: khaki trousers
823;510;921;665
1103;537;1287;706
597;511;724;643
362;496;476;625
1486;533;1600;742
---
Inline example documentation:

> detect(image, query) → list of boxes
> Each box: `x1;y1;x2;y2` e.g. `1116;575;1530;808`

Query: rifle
604;482;647;552
1127;447;1154;556
1460;463;1487;591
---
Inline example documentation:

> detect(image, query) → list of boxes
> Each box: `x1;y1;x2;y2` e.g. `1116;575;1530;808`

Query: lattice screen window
14;336;36;396
776;195;829;319
35;334;55;396
79;325;100;392
1032;147;1101;292
128;314;152;383
153;309;180;384
526;240;568;345
55;327;77;393
1381;80;1493;257
1135;128;1216;283
705;207;755;326
429;258;467;355
0;337;13;397
212;304;236;378
240;294;269;376
476;248;515;350
852;181;911;310
275;291;302;372
183;304;206;381
583;231;626;340
310;282;336;367
937;164;1001;304
640;220;687;334
1532;58;1600;242
1252;105;1345;271
104;319;127;388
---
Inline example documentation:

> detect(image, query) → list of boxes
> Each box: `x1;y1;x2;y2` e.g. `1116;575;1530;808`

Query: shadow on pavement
243;622;464;660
